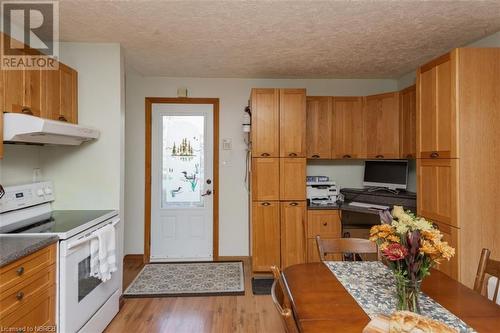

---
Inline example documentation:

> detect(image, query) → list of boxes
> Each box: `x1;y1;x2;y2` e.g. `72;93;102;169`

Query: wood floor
105;256;284;333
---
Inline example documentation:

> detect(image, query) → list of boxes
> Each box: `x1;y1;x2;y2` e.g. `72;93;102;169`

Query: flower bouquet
369;206;455;313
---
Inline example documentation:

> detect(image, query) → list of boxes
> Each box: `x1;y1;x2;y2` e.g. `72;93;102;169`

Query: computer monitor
363;160;408;190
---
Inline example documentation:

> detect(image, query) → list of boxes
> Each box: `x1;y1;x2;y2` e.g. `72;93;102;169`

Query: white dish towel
89;224;117;282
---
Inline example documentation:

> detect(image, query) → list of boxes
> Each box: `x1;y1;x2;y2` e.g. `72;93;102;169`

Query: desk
283;263;500;333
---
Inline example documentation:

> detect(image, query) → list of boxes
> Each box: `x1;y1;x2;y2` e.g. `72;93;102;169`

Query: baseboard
218;256;250;261
124;254;144;262
124;254;249;263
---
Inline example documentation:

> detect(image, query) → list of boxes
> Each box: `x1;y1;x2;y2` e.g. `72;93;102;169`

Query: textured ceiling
58;0;500;78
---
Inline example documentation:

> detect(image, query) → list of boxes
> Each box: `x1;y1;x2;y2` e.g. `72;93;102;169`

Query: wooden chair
316;235;378;261
270;265;299;333
473;248;500;303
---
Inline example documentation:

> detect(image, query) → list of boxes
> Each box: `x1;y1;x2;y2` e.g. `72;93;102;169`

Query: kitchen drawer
307;210;341;238
0;264;55;320
0;244;56;293
431;220;459;280
0;287;56;328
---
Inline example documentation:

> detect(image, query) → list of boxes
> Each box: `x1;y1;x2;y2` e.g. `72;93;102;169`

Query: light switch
222;138;232;150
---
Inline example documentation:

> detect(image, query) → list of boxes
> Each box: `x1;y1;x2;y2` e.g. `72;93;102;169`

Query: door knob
201;190;212;197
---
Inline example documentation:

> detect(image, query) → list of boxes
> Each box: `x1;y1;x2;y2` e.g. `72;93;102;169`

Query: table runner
324;261;474;333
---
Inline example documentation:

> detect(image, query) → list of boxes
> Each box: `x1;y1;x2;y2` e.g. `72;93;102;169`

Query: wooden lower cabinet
417;158;458;227
280;201;306;268
251;201;281;272
0;244;56;329
431;220;459;280
306;210;342;262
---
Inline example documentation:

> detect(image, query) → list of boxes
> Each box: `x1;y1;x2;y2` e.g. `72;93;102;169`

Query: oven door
59;217;120;333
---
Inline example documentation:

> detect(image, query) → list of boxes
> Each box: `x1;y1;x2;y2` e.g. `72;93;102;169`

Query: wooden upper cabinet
252;201;281;272
306;96;332;159
280;89;306;157
250;88;279;157
280;158;306;201
42;66;61;120
331;97;366;159
417;53;456;159
0;68;42;117
251;158;279;201
417;158;458;227
42;62;78;123
280;201;306;269
399;85;416;159
364;92;400;159
59;63;78;123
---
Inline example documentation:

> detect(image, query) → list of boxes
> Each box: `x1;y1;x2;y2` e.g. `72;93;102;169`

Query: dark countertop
0;235;59;268
308;203;383;215
307;204;341;210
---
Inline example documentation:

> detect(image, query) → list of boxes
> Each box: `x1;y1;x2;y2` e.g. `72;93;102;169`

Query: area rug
251;277;274;295
123;261;245;297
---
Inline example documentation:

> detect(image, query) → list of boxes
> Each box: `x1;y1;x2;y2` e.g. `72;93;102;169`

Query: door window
161;115;205;208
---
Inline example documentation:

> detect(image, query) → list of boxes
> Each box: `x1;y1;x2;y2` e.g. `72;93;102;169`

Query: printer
307;180;339;207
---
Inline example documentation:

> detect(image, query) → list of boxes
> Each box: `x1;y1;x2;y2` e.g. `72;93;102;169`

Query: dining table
282;262;500;333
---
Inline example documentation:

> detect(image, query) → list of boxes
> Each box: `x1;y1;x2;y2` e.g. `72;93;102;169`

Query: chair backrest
474;248;500;303
316;235;378;261
270;265;299;333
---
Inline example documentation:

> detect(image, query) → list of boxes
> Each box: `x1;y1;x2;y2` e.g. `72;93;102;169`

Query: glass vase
395;276;422;314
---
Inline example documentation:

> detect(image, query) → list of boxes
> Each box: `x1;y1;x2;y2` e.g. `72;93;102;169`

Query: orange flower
421;229;442;243
420;240;438;257
386;235;400;243
435;241;455;260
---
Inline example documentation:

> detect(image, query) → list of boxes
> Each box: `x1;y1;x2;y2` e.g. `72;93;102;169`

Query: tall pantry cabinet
250;88;307;273
416;48;500;287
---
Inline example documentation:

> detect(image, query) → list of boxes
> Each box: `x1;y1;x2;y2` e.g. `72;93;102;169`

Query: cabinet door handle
311;154;320;158
430;152;439;158
290;202;298;206
343;154;352;159
406;154;413;159
58;115;68;122
376;155;384;159
16;267;24;276
260;153;270;157
262;202;270;206
16;291;24;301
288;153;297;157
322;222;328;226
21;107;33;115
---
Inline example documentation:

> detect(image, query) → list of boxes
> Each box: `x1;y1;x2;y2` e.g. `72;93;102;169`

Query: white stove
0;182;121;333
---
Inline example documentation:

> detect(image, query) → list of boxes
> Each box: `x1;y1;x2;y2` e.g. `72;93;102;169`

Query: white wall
124;76;398;255
40;43;124;210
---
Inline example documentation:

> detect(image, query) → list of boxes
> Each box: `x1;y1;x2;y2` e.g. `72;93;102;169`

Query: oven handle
66;219;120;251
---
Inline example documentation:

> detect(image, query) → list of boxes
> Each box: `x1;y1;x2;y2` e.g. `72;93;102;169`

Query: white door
151;103;214;261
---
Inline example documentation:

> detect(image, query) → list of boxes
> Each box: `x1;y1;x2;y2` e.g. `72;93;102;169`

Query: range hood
3;113;99;145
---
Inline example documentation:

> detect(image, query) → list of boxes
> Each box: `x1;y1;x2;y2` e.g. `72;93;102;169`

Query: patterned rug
123;261;245;297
